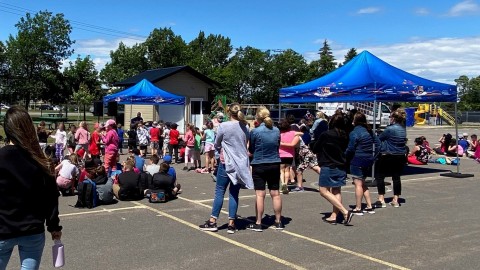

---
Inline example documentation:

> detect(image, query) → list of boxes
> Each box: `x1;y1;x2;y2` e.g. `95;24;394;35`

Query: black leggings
168;144;179;162
375;154;405;196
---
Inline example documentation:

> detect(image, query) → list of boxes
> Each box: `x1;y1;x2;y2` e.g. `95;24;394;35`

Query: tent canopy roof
280;51;457;103
104;79;185;105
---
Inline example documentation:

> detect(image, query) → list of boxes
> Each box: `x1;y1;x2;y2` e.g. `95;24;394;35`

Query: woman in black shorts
247;107;284;231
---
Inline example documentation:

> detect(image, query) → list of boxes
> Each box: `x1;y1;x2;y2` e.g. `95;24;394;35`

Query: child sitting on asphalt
162;155;180;193
132;148;145;172
113;159;142;201
145;163;181;201
145;154;161;175
55;154;80;196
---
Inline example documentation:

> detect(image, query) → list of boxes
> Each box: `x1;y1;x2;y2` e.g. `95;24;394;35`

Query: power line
0;2;148;41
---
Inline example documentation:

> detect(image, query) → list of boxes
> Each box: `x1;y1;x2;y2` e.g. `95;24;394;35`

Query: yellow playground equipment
414;104;456;126
414;104;429;125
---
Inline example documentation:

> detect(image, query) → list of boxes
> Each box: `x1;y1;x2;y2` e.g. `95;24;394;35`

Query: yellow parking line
177;197;410;270
59;205;146;217
131;201;306;270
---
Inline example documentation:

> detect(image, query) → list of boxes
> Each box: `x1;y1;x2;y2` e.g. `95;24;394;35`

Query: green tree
342;48;357;66
318;40;336;76
262;49;308;103
6;11;74;109
64;55;101;99
456;75;480;111
187;31;232;79
222;46;268;103
72;82;95;120
145;27;188;68
100;42;148;87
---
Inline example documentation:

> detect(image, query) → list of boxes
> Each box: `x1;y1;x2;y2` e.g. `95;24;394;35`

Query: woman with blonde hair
374;109;407;208
248;107;284;231
199;103;253;234
0;106;62;269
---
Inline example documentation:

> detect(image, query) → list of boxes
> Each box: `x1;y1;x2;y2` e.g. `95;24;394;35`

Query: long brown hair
328;113;347;138
353;111;373;134
4;106;54;175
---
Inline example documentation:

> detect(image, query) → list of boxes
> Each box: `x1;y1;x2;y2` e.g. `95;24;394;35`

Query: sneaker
247;223;263;232
281;184;289;194
363;207;376;214
188;166;196;171
344;211;354;226
199;221;218;232
389;201;400;208
273;222;285;230
227;225;237;234
351;209;364;216
373;200;387;208
292;187;304;192
182;166;189;171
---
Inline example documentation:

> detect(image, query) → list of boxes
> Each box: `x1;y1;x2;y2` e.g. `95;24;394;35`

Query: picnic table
36;116;68;129
47;113;64;118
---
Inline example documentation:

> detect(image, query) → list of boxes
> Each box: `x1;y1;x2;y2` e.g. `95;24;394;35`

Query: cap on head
163;155;172;164
106;119;116;127
463;133;468;137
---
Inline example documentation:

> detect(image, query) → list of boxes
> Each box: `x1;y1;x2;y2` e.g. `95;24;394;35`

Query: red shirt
169;129;180;145
89;131;101;156
149;127;160;142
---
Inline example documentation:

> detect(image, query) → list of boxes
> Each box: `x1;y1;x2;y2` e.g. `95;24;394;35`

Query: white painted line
177;197;410;270
59;205;146;217
131;201;306;270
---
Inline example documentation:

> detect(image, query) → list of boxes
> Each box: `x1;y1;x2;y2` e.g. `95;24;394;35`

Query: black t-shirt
151;172;174;191
37;130;49;143
314;129;348;169
130;116;143;124
117;171;140;200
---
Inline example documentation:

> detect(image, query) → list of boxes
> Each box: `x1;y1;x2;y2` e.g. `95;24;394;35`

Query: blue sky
0;0;479;84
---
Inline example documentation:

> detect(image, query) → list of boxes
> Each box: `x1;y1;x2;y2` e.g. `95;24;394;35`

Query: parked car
0;103;9;110
52;105;61;111
39;105;53;110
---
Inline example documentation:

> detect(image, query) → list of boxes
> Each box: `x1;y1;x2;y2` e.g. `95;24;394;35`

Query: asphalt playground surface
7;125;480;270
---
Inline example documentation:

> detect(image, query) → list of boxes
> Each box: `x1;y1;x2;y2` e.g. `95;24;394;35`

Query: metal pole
278;100;282;122
455;102;459;174
372;100;377;179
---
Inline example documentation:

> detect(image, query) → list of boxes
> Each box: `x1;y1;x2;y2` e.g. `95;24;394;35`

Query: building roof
114;66;220;88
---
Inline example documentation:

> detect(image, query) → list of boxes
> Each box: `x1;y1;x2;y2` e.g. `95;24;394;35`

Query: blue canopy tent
280;50;456;103
104;79;185;105
280;51;471;178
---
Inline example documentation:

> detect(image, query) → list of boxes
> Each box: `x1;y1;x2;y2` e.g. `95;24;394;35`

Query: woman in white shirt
50;123;67;161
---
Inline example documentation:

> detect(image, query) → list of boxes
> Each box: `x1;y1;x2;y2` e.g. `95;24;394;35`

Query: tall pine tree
318;40;336;77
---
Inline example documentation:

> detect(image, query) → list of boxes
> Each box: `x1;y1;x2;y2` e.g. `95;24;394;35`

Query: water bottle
52;239;65;268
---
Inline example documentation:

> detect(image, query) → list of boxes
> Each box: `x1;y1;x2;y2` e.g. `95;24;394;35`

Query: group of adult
198;103;408;233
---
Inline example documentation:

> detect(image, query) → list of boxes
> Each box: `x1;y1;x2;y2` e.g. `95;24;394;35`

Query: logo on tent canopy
115;97;121;102
314;87;333;97
413;86;427;97
154;97;165;103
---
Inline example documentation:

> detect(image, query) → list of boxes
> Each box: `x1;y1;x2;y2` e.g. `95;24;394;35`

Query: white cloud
71;37;146;71
357;7;381;14
447;0;480;16
414;7;430;15
304;36;480;84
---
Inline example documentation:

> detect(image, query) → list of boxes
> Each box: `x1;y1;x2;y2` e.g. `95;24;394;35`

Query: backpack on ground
148;190;166;203
75;179;98;208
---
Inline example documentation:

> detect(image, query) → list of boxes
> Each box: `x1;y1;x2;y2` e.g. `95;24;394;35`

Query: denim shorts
350;165;369;180
318;166;346;187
